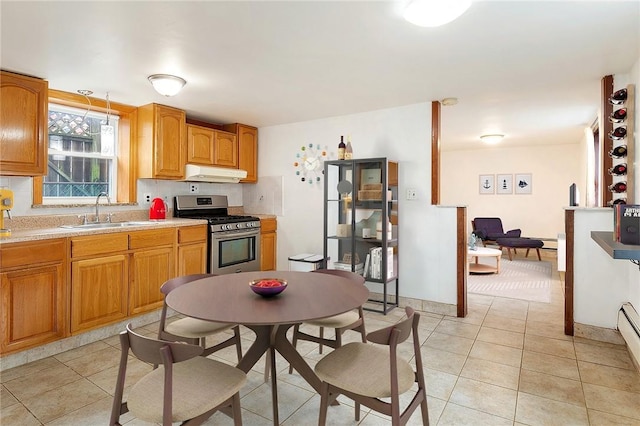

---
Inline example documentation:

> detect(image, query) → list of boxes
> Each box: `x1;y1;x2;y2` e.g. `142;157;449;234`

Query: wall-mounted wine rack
606;84;635;206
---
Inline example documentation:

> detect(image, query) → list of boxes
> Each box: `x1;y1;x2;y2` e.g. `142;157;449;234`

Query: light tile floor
2;263;639;425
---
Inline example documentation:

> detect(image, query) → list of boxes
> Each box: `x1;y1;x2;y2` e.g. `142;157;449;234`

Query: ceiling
1;1;639;152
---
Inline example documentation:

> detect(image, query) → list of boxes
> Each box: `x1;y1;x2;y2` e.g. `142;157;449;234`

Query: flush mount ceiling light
441;97;458;106
148;74;187;97
480;134;504;144
403;0;472;27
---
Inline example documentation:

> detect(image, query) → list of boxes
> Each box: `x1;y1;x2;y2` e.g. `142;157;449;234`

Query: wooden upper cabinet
0;71;48;176
137;103;186;179
186;124;237;168
224;123;257;183
186;124;215;165
213;130;237;168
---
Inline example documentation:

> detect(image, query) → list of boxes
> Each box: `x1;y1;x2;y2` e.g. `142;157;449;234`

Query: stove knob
236;223;242;229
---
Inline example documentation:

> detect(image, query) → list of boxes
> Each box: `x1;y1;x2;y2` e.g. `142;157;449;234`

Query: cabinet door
260;232;277;271
71;255;128;333
213;131;238;168
186;124;215;165
0;71;48;176
238;125;257;182
129;247;174;315
155;106;186;178
1;264;67;353
177;243;207;276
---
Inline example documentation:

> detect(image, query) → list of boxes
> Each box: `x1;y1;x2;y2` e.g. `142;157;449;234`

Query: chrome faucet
94;192;111;223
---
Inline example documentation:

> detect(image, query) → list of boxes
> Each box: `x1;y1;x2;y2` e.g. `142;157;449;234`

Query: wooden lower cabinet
177;224;207;276
129;246;174;315
0;224;206;354
71;254;128;333
260;218;277;271
0;239;68;355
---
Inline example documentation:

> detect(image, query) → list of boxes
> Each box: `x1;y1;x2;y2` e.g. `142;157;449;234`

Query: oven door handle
211;229;260;239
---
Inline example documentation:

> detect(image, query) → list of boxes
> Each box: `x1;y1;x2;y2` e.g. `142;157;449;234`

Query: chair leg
525;248;531;258
318;382;330;426
355;402;361;421
420;395;430;425
536;248;541;261
231;392;242;426
318;327;324;354
334;328;342;349
506;248;513;261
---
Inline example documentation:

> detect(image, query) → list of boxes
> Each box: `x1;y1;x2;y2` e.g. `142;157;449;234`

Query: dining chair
287;269;367;374
158;274;243;360
110;323;246;426
314;306;429;426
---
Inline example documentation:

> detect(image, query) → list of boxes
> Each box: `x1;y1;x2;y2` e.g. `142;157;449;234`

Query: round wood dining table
165;270;369;425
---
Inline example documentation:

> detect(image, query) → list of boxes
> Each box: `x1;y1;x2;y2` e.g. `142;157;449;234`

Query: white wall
441;143;582;238
255;103;460;305
573;208;636;329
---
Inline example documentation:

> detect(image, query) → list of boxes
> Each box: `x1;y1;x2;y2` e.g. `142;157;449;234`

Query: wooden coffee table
468;247;502;274
165;271;369;425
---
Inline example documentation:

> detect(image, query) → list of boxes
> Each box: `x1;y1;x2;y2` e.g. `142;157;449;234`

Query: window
44;104;119;203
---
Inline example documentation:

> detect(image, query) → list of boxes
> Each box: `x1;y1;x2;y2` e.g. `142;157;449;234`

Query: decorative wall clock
294;143;327;184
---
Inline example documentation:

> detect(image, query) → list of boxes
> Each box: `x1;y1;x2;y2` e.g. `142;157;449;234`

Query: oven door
210;228;261;274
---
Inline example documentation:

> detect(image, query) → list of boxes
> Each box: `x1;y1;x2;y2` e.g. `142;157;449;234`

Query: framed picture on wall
479;174;494;194
515;173;532;194
496;174;513;194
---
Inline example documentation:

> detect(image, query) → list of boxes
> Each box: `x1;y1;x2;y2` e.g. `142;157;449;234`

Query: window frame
44;104;119;204
33;89;137;205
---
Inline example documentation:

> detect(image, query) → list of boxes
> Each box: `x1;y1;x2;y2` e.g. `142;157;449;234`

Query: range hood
184;164;247;183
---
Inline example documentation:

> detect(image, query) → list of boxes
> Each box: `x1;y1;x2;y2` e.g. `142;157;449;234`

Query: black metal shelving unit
323;157;399;314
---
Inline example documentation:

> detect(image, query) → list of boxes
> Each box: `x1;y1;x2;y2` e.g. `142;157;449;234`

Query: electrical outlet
406;188;417;200
143;193;151;204
189;183;199;194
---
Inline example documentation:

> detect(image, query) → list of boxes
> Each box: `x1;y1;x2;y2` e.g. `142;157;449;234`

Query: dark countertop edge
591;231;640;260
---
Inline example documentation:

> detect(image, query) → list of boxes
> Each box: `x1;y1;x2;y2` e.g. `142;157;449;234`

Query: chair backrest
472;217;504;235
123;323;203;364
366;306;416;346
111;323;205;425
160;273;214;296
312;268;366;285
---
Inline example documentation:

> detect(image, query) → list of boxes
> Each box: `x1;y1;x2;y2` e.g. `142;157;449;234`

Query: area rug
468;259;553;303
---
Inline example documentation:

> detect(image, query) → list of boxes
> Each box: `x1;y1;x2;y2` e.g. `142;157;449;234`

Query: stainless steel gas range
174;195;261;274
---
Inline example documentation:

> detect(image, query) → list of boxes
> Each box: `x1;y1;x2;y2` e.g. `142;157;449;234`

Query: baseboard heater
618;303;640;369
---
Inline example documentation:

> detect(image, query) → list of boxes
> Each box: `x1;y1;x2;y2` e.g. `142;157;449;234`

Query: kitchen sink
60;221;161;230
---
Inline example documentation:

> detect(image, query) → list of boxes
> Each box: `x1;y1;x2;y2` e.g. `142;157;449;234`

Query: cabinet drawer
178;225;207;244
260;218;277;233
1;239;66;269
129;228;175;249
71;233;129;258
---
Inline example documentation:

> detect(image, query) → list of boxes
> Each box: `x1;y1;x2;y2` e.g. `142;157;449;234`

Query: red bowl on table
249;278;288;297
